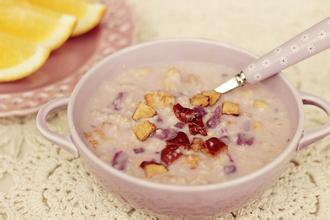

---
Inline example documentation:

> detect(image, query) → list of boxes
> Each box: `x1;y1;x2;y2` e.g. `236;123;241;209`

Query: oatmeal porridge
80;62;292;185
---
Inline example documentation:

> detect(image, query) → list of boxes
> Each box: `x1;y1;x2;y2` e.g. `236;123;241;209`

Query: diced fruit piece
161;145;182;165
203;137;228;156
191;138;205;152
252;121;262;130
145;91;175;109
236;133;254;146
184;155;200;169
140;161;168;177
190;90;221;107
222;102;240;116
0;2;76;50
133;120;156;141
254;100;268;109
132;102;156;121
111;151;128;171
166;131;190;148
201;91;221;106
206;106;221;128
190;94;209;107
27;0;106;36
173;103;194;123
0;32;50;82
164;67;181;91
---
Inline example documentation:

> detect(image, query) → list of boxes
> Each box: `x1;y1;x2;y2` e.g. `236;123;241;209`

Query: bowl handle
297;92;330;150
36;97;79;157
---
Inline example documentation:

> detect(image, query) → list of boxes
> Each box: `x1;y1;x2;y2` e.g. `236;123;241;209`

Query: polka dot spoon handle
243;17;330;84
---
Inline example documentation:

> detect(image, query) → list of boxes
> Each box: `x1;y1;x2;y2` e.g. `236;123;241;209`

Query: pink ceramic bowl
36;39;330;216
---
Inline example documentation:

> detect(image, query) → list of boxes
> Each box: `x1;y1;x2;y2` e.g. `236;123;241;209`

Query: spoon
215;17;330;94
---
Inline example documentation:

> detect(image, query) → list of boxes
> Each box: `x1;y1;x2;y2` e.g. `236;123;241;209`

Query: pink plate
0;0;134;117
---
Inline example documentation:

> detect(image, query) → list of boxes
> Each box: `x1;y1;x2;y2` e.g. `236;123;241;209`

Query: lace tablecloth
0;0;330;219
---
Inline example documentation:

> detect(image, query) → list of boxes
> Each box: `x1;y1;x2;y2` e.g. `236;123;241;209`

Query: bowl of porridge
36;39;330;216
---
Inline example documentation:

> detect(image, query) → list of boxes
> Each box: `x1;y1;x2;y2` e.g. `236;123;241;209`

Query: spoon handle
243;17;330;84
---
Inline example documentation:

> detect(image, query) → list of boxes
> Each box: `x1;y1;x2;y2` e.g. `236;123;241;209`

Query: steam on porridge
81;62;292;185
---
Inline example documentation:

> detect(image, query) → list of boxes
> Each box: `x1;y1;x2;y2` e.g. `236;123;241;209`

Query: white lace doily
0;0;330;219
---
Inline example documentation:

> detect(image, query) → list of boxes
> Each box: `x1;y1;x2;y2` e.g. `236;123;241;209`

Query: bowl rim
68;38;304;192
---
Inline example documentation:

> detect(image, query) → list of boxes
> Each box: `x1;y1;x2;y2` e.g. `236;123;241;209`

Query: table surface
0;0;330;219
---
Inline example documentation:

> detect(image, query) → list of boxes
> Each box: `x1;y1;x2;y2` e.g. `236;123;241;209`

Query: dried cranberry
204;137;228;156
188;123;207;136
173;103;208;136
161;145;182;165
166;131;190;147
111;151;128;170
173;103;194;123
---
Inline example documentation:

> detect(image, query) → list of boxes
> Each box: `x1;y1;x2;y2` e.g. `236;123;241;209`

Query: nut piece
132;102;157;121
190;94;210;107
252;121;262;130
144;91;175;109
222;101;240;116
254;100;268;109
191;137;205;152
202;90;221;106
184;155;200;169
140;161;168;177
190;90;221;107
164;68;181;91
133;120;156;141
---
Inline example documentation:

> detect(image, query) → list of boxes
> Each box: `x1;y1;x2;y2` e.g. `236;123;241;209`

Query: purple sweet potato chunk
133;147;145;154
236;133;255;146
206;106;221;129
174;122;185;129
224;164;237;175
111;151;128;170
193;106;207;117
155;128;177;140
112;92;126;110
